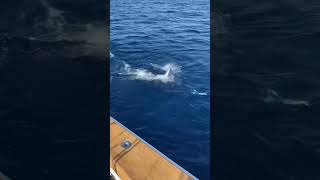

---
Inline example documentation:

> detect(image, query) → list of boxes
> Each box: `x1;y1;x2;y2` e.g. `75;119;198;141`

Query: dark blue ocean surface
110;0;210;179
0;0;106;179
214;0;320;179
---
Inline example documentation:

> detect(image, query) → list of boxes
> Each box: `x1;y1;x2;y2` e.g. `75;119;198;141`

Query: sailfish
150;63;173;77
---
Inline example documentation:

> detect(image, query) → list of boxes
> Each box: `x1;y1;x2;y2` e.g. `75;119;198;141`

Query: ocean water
214;0;320;179
0;0;106;179
110;0;210;179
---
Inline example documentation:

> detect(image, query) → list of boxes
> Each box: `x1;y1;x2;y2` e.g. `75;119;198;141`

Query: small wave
191;89;208;96
110;52;114;58
119;61;180;83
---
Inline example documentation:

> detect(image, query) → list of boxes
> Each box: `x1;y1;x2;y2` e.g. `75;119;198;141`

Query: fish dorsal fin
165;67;172;76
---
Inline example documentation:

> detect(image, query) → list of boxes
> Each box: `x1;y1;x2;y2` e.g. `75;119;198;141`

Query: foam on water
191;89;208;96
110;52;181;83
119;61;180;83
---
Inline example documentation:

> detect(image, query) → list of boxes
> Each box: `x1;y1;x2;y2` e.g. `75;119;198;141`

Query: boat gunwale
110;168;121;180
110;116;199;180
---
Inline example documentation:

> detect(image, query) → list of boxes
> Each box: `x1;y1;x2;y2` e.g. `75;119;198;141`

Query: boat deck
110;117;197;180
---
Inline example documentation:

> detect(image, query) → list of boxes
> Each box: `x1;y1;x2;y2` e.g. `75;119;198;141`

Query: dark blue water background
214;0;320;179
110;0;210;179
0;0;107;179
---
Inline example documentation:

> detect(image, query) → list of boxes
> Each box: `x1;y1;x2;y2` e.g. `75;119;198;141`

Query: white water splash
119;61;180;83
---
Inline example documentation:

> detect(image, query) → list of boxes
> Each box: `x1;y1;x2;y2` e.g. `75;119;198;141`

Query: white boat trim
110;168;121;180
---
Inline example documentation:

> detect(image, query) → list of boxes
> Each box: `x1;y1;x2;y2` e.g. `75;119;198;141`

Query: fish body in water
118;62;180;83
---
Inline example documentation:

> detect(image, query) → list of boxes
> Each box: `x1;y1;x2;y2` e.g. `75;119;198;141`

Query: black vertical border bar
105;0;111;177
210;0;215;179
